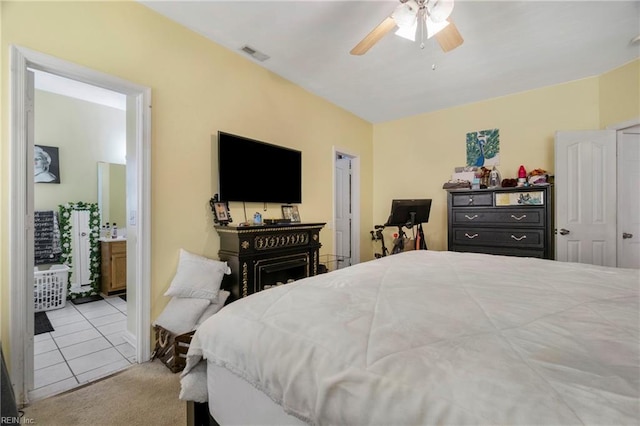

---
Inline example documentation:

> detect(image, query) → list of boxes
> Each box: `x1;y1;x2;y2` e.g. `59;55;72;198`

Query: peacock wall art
466;128;500;167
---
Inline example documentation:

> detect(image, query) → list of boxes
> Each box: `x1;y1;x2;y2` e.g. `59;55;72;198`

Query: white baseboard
123;330;137;353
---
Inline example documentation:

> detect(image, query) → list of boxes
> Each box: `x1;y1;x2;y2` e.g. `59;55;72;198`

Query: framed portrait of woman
34;145;61;184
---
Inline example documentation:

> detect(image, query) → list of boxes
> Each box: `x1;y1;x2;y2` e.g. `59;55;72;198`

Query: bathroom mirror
97;162;126;229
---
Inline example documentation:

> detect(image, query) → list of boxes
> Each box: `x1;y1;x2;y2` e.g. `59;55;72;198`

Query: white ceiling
34;70;127;111
139;0;640;123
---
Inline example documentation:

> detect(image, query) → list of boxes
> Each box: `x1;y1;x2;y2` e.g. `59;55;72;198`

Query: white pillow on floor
153;297;210;335
164;249;231;302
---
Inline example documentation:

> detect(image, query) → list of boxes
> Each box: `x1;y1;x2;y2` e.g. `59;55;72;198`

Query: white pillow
153;297;210;335
194;290;230;328
164;249;231;301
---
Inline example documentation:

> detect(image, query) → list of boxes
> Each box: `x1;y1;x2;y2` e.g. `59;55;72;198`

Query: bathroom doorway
31;71;134;400
9;45;151;405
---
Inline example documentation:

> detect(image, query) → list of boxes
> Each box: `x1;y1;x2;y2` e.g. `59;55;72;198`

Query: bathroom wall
34;89;126;212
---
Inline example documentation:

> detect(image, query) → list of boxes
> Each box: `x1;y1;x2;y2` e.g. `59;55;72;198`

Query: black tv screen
218;131;302;203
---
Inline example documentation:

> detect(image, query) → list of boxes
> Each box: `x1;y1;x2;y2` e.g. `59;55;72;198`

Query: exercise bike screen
385;199;432;226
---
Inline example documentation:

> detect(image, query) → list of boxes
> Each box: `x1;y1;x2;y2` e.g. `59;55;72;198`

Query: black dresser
447;185;554;259
215;222;325;301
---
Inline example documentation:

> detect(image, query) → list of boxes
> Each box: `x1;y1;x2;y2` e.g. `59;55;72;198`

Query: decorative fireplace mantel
215;223;325;301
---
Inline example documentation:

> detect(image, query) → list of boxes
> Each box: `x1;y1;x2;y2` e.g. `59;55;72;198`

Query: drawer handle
464;214;478;220
464;233;479;239
511;235;527;241
510;214;527;221
467;198;474;205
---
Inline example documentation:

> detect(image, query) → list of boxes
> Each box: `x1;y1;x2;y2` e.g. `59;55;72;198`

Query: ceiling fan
350;0;463;55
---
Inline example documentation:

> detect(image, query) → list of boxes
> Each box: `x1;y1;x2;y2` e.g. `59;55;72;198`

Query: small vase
488;167;501;188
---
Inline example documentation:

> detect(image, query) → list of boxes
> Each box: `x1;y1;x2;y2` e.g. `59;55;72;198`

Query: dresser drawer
451;192;493;207
452;228;545;248
450;245;546;259
452;209;544;227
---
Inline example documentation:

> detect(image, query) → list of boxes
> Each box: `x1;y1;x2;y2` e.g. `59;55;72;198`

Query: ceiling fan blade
435;19;463;52
350;16;397;55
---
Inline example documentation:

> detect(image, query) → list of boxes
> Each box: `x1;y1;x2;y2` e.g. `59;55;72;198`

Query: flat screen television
217;131;302;203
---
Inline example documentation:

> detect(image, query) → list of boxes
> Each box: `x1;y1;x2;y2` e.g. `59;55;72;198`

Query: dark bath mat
70;294;104;305
34;311;54;335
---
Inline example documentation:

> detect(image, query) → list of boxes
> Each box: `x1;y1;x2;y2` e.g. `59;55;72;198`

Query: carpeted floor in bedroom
21;359;185;426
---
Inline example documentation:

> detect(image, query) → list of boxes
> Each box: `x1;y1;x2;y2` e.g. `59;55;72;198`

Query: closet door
554;130;617;266
618;125;640;268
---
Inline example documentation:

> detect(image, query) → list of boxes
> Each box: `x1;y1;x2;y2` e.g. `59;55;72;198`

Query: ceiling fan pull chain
420;8;426;49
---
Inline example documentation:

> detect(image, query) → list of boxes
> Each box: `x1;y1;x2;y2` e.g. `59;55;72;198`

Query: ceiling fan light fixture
350;0;463;55
392;0;419;28
427;0;454;23
395;20;418;41
426;16;450;39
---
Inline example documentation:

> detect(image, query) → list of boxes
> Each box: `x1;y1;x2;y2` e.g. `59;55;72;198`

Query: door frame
332;147;360;265
9;45;152;404
609;118;640;267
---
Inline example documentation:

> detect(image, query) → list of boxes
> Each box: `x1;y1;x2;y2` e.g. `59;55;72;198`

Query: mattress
181;250;640;425
206;361;305;426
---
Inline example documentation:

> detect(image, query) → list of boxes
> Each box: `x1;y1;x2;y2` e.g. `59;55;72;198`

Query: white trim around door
8;45;152;405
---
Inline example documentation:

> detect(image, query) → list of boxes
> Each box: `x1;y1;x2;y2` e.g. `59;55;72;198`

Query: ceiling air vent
240;45;270;62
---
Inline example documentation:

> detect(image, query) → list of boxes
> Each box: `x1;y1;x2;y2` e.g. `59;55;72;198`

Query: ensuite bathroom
31;70;135;401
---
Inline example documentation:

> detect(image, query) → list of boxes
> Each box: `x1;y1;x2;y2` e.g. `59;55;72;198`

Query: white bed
181;250;640;425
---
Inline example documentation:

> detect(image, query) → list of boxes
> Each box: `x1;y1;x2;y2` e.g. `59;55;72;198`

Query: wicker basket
151;325;195;373
34;265;70;312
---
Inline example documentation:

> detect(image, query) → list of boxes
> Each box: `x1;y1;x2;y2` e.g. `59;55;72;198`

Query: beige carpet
22;359;186;426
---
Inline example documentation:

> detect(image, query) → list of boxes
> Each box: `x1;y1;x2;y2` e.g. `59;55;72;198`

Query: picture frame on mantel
209;196;232;226
290;205;300;223
281;205;301;223
281;205;293;220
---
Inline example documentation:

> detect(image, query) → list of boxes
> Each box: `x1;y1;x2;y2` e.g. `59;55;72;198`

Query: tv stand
214;222;325;301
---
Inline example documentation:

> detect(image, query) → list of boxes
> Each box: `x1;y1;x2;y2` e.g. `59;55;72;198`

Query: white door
555;130;617;266
617;125;640;268
71;210;92;287
334;154;352;268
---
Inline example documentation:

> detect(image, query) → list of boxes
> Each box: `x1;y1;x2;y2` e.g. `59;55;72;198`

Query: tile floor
31;296;135;401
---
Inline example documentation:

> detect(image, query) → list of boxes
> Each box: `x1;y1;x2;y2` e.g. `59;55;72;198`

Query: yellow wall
1;1;373;361
372;64;639;252
599;60;640;128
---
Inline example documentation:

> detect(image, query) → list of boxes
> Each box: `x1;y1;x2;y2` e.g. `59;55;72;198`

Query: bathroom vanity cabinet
100;239;127;295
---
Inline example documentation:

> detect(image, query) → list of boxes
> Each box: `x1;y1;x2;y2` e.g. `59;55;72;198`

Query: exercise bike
370;225;390;258
371;199;431;258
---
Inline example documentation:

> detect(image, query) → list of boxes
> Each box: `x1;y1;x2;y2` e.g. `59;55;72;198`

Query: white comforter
182;250;640;425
